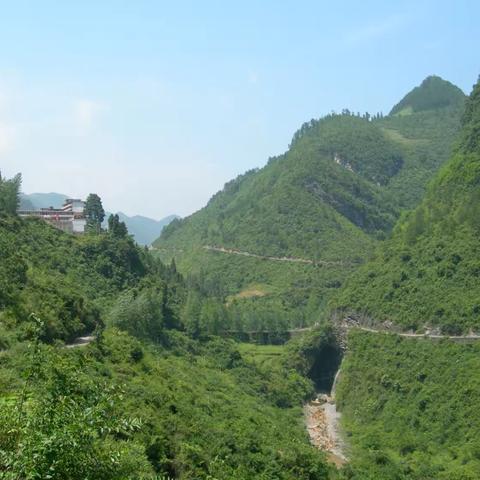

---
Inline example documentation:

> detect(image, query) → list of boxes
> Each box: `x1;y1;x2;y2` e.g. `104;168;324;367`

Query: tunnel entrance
308;344;343;392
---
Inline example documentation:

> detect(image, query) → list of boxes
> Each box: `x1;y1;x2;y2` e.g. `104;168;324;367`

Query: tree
199;299;227;336
84;193;105;234
0;171;22;215
108;213;128;238
181;290;203;338
0;235;27;308
108;288;165;341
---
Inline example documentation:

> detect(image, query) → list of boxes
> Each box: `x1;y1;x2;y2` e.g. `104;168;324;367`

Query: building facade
18;198;87;234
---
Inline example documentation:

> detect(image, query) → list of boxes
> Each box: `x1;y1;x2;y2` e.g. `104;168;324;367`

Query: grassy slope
337;331;480;479
332;78;480;332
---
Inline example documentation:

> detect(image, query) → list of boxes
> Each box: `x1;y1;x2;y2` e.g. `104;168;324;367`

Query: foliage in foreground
0;323;334;479
0;338;150;479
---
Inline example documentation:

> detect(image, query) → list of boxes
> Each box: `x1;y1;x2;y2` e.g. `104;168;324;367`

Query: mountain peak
390;75;466;116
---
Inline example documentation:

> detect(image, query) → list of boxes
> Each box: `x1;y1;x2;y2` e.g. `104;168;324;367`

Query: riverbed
304;392;347;467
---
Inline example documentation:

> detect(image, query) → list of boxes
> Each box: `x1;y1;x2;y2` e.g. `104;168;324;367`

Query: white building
19;198;87;234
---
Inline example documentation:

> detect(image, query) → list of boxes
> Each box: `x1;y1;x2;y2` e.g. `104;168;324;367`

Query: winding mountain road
353;325;480;342
203;245;356;267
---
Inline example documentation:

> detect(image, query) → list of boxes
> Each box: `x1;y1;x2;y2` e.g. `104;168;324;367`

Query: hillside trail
354;325;480;341
290;322;480;342
203;245;354;267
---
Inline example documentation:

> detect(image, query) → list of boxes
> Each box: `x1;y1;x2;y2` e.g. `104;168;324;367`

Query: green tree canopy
85;193;105;234
0;172;22;215
108;213;128;238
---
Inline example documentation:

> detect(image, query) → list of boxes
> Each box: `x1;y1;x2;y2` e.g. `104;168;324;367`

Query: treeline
290;110;385;149
1;179;297;347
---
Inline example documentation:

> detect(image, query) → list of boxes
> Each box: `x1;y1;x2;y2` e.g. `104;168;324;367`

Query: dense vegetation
0;213;150;342
0;188;340;478
337;331;480;479
332;77;480;332
390;75;465;115
154;76;465;327
1;325;336;479
1;74;477;479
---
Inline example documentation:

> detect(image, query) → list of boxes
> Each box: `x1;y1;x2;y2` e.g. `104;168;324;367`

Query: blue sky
0;0;478;218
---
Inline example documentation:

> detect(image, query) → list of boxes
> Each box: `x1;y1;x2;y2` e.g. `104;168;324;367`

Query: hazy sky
0;1;478;219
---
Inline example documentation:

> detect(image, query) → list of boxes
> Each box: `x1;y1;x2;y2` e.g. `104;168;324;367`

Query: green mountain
0;214;148;342
390;75;466;116
332;77;480;332
19;192;178;245
154;76;465;326
1;74;478;479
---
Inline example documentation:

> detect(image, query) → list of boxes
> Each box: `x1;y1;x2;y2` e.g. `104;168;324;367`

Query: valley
1;74;479;479
1;4;479;479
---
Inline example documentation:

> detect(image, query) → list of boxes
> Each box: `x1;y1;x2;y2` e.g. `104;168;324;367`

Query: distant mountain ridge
154;75;466;325
20;192;178;245
19;192;68;211
115;212;179;246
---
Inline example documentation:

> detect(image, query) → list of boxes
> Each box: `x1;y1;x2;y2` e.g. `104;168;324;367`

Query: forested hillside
332;77;480;332
0;214;151;342
337;331;480;479
154;76;465;326
0;178;341;479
